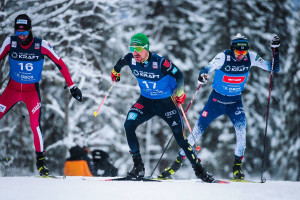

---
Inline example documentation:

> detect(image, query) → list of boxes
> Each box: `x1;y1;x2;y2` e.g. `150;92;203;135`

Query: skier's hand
270;35;280;49
198;72;208;84
111;68;121;82
70;86;83;102
175;93;186;105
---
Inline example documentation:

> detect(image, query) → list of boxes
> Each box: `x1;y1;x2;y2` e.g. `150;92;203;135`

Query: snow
0;176;299;200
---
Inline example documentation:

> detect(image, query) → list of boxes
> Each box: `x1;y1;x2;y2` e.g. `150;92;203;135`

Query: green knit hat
130;33;150;51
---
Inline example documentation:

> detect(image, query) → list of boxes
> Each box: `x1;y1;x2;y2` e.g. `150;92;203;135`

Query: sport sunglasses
129;44;148;53
15;31;29;36
234;50;248;56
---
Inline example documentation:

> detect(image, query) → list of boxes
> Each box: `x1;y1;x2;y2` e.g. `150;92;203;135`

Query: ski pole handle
94;81;116;117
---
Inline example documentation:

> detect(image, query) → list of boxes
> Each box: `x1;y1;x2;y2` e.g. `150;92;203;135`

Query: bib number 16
18;63;33;71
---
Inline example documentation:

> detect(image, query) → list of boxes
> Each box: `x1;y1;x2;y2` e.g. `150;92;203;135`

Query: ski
154;177;229;184
105;177;160;182
38;175;66;179
231;179;260;183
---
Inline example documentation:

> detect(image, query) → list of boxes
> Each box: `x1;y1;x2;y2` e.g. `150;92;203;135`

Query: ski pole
185;84;202;113
179;103;201;151
261;48;276;183
149;134;174;178
149;87;203;177
93;81;115;117
12;109;25;119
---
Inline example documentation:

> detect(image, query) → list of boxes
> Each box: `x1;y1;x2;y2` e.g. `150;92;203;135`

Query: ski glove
70;86;83;102
175;93;186;105
271;35;280;49
198;72;208;85
111;68;121;82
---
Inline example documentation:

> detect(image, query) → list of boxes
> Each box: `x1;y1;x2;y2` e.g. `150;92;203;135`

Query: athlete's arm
41;40;74;87
160;58;184;96
0;37;11;61
249;51;280;72
113;53;131;73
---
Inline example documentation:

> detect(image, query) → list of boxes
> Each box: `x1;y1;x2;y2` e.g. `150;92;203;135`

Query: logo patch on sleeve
0;104;6;113
202;111;208;117
127;112;138;120
171;67;178;74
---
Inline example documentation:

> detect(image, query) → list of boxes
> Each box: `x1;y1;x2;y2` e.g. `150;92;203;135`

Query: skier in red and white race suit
0;14;82;176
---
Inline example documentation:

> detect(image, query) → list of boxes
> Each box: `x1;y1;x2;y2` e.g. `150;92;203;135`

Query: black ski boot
193;161;214;183
36;152;50;176
233;156;244;180
158;155;184;179
127;153;145;178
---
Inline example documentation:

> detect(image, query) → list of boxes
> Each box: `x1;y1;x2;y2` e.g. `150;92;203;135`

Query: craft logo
202;111;208;117
0;104;6;113
11;52;18;58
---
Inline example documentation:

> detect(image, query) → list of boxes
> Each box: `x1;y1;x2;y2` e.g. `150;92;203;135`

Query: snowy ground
0;176;299;200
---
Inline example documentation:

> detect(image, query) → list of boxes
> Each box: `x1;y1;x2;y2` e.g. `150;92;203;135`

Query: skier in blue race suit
158;33;280;180
111;33;214;182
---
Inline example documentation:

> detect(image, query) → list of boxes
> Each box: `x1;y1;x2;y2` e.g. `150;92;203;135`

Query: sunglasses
129;45;148;53
234;50;248;56
15;31;29;36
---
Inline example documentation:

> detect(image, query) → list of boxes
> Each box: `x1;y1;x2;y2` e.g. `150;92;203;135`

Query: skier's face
132;48;149;63
16;29;29;41
234;50;248;61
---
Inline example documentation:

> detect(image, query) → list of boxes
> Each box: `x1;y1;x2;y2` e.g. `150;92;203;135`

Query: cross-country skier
111;33;214;182
158;33;280;180
0;14;83;176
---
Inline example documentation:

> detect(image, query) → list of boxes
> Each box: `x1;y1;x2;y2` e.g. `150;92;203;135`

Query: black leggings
124;95;198;165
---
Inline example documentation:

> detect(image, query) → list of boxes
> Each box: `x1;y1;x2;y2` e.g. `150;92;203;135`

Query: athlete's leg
226;100;247;157
124;96;154;154
0;83;21;120
22;83;44;153
179;95;225;156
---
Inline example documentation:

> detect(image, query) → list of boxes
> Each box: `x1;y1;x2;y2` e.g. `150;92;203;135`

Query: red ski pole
261;48;276;183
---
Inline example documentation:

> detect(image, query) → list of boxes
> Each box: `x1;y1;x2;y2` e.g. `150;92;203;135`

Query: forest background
0;0;299;181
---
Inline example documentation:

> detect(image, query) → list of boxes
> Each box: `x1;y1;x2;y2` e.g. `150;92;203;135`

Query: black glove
270;35;280;49
70;86;83;102
198;71;208;84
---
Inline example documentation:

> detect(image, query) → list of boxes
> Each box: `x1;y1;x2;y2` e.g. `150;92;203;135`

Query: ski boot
233;156;244;180
127;153;145;178
36;152;50;176
193;160;214;183
158;155;185;179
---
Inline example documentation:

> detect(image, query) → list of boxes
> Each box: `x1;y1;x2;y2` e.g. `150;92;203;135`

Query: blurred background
0;0;299;181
